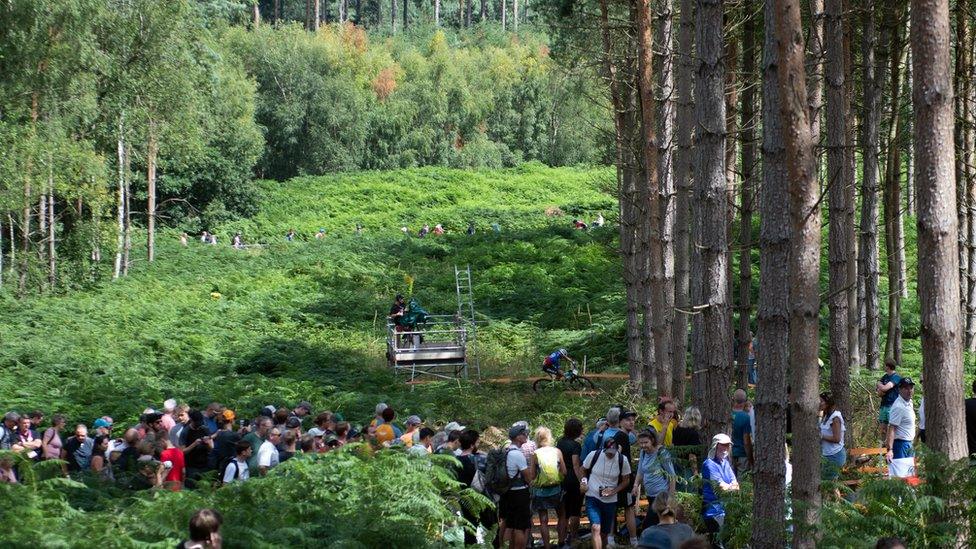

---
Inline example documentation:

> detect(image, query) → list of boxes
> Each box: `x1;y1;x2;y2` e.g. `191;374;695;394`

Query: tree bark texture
736;0;757;391
774;0;823;544
672;0;694;405
911;0;968;460
655;0;677;397
825;0;851;429
751;0;789;544
599;0;644;390
844;0;859;377
724;19;738;335
636;0;669;397
146;124;158;263
883;17;908;366
19;159;31;295
693;0;731;439
859;0;881;371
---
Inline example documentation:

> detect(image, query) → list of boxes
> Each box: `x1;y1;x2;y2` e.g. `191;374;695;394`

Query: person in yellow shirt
649;400;678;447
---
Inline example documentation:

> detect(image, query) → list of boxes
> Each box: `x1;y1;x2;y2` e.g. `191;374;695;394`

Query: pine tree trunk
844;1;859;377
274;0;281;23
636;0;668;396
883;17;907;366
19;164;31;295
826;0;851;429
693;0;732;439
253;2;261;26
123;138;132;276
435;0;440;25
8;214;15;283
115;118;125;280
672;0;694;405
736;0;756;392
146;124;158;263
962;0;976;349
724;21;739;338
911;0;968;460
599;0;643;391
481;0;487;21
314;0;321;27
966;24;976;351
392;0;397;32
751;0;789;544
48;188;55;287
807;0;824;144
512;0;517;31
774;0;823;543
859;0;882;371
655;0;677;396
501;0;506;30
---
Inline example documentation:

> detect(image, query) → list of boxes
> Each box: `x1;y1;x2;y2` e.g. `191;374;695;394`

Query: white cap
444;421;465;433
712;433;732;445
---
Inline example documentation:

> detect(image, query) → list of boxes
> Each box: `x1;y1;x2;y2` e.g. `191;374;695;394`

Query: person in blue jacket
701;433;739;548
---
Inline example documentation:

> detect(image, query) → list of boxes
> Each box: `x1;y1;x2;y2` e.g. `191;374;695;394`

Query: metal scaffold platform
386;265;480;383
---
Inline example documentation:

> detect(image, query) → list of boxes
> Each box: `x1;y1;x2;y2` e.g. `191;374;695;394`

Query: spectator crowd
0;385;918;549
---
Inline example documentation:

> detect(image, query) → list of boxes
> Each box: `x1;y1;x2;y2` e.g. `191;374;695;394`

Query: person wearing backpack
221;440;251;484
581;437;632;549
488;423;536;549
529;426;567;549
457;429;493;545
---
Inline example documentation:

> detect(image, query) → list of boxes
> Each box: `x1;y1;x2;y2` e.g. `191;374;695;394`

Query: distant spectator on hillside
400;226;409;235
573;219;588;230
178;508;223;549
316;228;326;239
731;390;753;473
0;412;19;450
41;414;65;461
222;440;251;484
466;221;476;235
593;213;605;227
419;224;430;238
285;229;296;241
62;424;94;474
355;224;363;235
232;232;244;249
409;427;435;455
399;415;421;447
180;232;188;246
491;222;501;233
208;233;217;245
200;231;210;243
257;428;281;475
876;359;902;443
433;223;445;235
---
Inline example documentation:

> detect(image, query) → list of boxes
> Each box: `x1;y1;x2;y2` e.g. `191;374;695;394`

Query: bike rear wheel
532;377;558;392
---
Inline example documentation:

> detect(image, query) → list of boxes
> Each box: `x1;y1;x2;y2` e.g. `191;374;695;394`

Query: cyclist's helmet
559;348;568;357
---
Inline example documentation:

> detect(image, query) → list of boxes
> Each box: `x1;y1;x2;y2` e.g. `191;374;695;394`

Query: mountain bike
532;367;595;392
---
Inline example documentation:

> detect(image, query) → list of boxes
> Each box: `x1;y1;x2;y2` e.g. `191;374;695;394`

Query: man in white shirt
257;428;281;476
886;378;917;472
582;438;632;549
499;424;535;549
223;440;251;484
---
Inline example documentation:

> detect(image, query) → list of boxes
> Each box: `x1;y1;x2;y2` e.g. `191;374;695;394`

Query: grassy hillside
0;164;626;431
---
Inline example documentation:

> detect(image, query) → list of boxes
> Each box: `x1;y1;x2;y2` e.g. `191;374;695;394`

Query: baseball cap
93;418;113;430
406;415;422;426
307;427;326;437
898;377;916;388
444;421;465;433
286;417;302;429
603;437;618;449
637;529;672;549
595;417;608;428
222;409;236;422
620;409;638;420
260;405;276;417
509;424;529;440
712;433;732;445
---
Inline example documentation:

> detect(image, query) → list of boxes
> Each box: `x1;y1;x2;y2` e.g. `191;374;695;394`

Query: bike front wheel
568;375;595;391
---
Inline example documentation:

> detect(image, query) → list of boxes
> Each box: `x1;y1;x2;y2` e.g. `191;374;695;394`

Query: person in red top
160;434;186;491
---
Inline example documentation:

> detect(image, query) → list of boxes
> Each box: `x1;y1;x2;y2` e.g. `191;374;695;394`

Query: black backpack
218;457;241;485
584;449;625;486
484;447;520;495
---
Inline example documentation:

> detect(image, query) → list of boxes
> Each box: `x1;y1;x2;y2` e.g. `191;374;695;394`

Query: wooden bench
841;447;888;486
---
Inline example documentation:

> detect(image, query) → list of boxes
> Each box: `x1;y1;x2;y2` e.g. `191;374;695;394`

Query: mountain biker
542;349;576;379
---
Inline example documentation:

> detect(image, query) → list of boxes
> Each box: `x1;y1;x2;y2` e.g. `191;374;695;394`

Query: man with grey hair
257;427;281;476
731;389;753;473
0;412;19;450
242;416;272;470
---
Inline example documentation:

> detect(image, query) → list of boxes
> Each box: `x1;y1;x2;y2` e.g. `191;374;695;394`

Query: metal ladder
455;264;480;380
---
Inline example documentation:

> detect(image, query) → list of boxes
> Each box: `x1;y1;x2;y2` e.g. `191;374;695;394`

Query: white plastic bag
888;457;915;479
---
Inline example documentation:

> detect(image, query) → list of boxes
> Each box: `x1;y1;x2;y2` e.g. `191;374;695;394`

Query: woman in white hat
701;433;739;547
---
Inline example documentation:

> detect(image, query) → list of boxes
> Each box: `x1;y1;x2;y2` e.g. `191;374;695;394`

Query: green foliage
224;25;609;179
0;446;490;547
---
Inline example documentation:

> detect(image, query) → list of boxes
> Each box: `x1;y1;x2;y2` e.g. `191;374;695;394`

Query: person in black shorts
557;418;585;547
